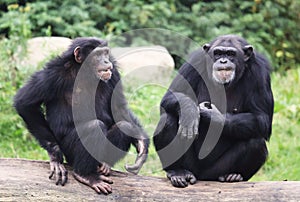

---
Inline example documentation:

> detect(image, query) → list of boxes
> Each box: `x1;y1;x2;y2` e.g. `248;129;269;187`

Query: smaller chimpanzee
14;37;149;194
154;35;274;187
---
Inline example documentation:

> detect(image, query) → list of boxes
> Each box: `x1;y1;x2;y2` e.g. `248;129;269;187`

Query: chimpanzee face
203;35;253;86
91;47;113;82
78;46;113;82
210;46;237;84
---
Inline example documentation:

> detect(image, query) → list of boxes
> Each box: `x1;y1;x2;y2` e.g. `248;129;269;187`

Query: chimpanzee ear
203;44;211;52
243;45;253;61
74;46;82;63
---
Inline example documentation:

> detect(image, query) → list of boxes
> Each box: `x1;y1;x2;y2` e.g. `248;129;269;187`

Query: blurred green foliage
0;0;299;71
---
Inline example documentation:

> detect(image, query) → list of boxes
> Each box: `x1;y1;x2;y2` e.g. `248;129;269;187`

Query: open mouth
98;69;112;81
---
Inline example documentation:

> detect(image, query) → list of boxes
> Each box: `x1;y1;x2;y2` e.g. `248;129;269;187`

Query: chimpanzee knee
239;138;268;180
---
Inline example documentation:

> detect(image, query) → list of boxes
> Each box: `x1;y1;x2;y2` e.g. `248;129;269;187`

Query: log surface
0;158;299;201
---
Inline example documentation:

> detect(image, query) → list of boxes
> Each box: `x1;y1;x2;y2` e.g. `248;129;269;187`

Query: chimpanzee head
203;35;254;86
71;37;113;82
82;46;113;82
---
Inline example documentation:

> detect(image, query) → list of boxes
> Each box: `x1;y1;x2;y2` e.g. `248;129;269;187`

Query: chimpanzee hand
48;144;68;186
177;100;200;139
97;162;111;176
199;101;225;124
167;169;197;188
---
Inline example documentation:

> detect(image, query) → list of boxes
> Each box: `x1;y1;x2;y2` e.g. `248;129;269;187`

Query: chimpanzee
14;37;149;194
154;35;274;187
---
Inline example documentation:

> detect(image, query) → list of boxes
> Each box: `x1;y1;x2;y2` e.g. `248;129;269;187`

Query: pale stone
21;37;174;85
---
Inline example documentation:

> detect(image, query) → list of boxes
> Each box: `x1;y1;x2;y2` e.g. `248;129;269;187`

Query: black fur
154;35;273;187
14;37;149;188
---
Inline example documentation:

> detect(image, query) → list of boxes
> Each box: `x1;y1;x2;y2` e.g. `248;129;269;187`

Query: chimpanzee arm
110;76;149;174
14;71;57;148
200;88;273;141
223;112;271;140
14;71;67;185
161;62;202;139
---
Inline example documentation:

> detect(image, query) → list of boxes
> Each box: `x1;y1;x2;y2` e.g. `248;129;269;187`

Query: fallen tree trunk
0;158;299;201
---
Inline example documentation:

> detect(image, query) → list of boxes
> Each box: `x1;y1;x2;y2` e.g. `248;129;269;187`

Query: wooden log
0;158;299;201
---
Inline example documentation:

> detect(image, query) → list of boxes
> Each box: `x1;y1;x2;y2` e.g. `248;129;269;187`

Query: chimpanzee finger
99;175;113;184
183;128;189;139
226;173;243;182
55;164;61;185
210;103;218;111
226;174;235;182
49;170;55;179
102;167;109;175
218;175;226;182
49;163;55;179
59;165;68;186
187;125;194;139
93;185;102;194
102;183;112;193
171;177;180;187
186;174;197;184
176;177;187;187
61;174;68;186
199;102;207;110
171;176;185;187
102;164;111;175
96;183;112;195
177;125;183;137
179;126;187;139
193;119;199;136
170;177;176;186
98;186;109;195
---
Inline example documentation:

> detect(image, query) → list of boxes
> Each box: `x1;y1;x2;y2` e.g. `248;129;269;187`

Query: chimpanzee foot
97;163;111;176
49;159;68;186
73;172;113;194
218;173;243;182
167;169;197;188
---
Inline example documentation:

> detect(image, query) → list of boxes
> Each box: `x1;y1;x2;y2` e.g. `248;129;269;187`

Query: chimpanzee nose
220;58;227;64
104;61;113;70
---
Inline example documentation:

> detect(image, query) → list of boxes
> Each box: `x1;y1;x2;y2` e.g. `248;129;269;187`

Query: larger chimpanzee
14;37;149;194
154;35;273;187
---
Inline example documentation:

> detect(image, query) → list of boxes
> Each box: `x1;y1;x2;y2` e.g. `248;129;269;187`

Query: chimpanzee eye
226;50;236;57
214;50;222;59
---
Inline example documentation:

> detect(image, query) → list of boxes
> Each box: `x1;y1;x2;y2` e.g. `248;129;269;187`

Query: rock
1;158;300;202
21;37;175;85
111;46;175;86
20;37;72;68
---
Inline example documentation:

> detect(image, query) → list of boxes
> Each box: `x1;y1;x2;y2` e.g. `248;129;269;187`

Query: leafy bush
0;0;299;71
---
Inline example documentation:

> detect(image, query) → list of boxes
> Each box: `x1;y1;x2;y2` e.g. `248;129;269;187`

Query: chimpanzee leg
154;113;182;169
103;121;133;166
68;120;113;194
72;120;133;174
154;113;197;187
198;138;268;182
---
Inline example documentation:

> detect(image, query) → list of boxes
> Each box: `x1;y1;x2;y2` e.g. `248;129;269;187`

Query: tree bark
0;158;299;201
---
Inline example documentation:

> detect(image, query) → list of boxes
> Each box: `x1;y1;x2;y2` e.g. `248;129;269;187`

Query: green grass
251;69;300;181
1;67;300;181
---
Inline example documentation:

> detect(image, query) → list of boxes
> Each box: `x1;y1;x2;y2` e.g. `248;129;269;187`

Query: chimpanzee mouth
213;68;235;84
98;69;112;81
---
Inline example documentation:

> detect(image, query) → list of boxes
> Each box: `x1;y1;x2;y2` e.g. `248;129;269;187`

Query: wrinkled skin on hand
73;172;113;195
177;99;200;140
48;145;68;186
199;101;225;124
97;163;111;176
167;169;197;188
